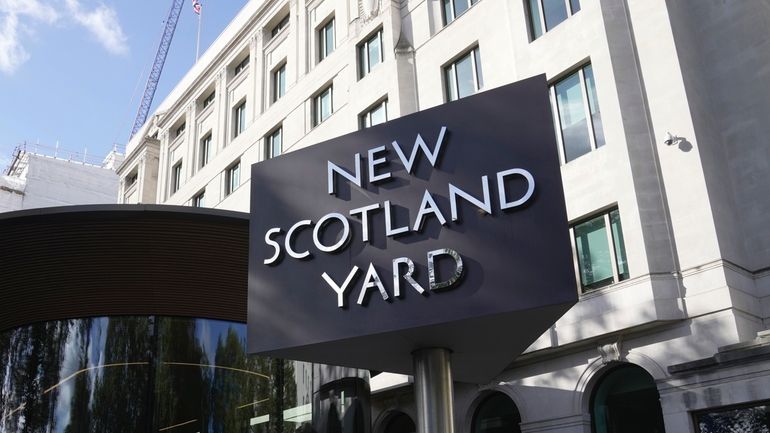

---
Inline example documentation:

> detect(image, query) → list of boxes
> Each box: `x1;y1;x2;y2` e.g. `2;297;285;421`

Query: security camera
664;132;677;146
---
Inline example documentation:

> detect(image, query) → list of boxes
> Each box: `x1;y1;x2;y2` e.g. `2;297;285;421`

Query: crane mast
129;0;185;140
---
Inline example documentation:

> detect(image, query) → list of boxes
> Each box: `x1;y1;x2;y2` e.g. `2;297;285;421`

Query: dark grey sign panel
248;75;577;383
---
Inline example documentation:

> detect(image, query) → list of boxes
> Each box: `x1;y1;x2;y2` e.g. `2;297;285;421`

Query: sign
248;76;577;383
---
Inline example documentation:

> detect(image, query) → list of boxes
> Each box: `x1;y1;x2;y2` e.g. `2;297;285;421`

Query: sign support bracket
413;348;455;433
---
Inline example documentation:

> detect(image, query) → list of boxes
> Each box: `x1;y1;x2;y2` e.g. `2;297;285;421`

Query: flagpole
195;5;202;62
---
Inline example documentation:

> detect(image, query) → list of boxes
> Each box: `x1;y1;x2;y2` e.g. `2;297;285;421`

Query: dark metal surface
0;205;249;332
248;76;578;383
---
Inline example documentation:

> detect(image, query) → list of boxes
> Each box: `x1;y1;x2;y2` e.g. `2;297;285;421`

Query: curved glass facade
0;317;369;433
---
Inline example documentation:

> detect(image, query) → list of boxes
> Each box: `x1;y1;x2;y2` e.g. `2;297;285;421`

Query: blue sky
0;0;248;168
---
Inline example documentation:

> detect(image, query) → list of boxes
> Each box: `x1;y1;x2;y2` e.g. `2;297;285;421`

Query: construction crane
129;0;185;140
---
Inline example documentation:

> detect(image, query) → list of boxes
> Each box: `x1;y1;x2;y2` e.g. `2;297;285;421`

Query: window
192;190;205;207
225;161;241;196
318;18;335;61
171;161;183;194
383;412;416;433
202;91;215;109
591;364;664;433
551;63;604;163
444;47;483;102
234;55;249;76
199;133;212;168
360;99;387;129
312;85;333;127
472;393;522;433
358;29;383;78
233;100;246;138
175;122;186;138
527;0;580;40
572;208;628;292
126;170;138;187
267;127;282;159
695;401;770;433
272;62;286;103
271;14;289;38
443;0;478;25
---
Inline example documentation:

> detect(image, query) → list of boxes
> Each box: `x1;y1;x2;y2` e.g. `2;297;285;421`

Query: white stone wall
116;0;770;431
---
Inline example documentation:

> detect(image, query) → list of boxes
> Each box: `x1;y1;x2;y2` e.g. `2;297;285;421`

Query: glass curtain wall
0;317;369;433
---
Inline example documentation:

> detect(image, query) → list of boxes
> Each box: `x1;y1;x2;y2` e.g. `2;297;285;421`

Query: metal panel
248;75;577;383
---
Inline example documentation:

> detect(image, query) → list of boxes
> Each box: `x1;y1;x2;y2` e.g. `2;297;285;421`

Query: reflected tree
90;317;152;433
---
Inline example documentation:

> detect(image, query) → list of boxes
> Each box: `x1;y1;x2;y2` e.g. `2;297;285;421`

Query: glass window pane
325;22;334;56
321;88;332;121
542;0;568;31
472;392;522;433
358;44;367;76
367;33;381;71
473;48;483;90
575;215;613;289
455;52;476;99
555;71;591;162
370;102;386;126
454;0;470;17
696;403;770;433
583;64;605;148
570;0;581;13
443;0;454;24
528;0;544;39
445;66;457;101
609;209;628;280
272;129;282;157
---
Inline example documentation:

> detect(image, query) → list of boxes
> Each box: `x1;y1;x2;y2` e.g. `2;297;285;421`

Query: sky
0;0;249;169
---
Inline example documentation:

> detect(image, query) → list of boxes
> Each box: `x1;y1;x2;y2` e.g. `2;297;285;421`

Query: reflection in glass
0;317;368;433
444;48;482;102
609;209;628;280
591;364;665;433
696;402;770;433
583;64;605;148
574;213;613;289
471;392;521;433
383;412;415;433
542;0;568;31
527;0;544;39
555;71;591;162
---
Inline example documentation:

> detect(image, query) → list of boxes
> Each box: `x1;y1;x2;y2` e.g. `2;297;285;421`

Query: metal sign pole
413;348;455;433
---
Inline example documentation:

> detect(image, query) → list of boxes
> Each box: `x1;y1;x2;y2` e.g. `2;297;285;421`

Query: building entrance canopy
248;76;577;383
0;205;250;332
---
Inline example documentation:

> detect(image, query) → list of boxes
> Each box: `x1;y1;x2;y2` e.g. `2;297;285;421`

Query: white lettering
449;175;491;221
357;263;390;305
285;220;313;259
349;203;380;243
392;257;426;297
384;200;410;237
323;266;360;308
413;190;447;232
312;213;351;253
328;153;362;195
263;228;283;265
391;126;447;174
367;145;392;183
497;168;535;210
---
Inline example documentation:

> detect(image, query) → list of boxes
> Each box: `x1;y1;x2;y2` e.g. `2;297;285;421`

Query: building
0;143;123;212
2;0;769;432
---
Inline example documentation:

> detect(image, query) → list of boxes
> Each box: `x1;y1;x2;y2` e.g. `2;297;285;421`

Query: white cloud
0;0;127;74
0;0;58;74
65;0;128;56
0;0;58;23
0;14;27;74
